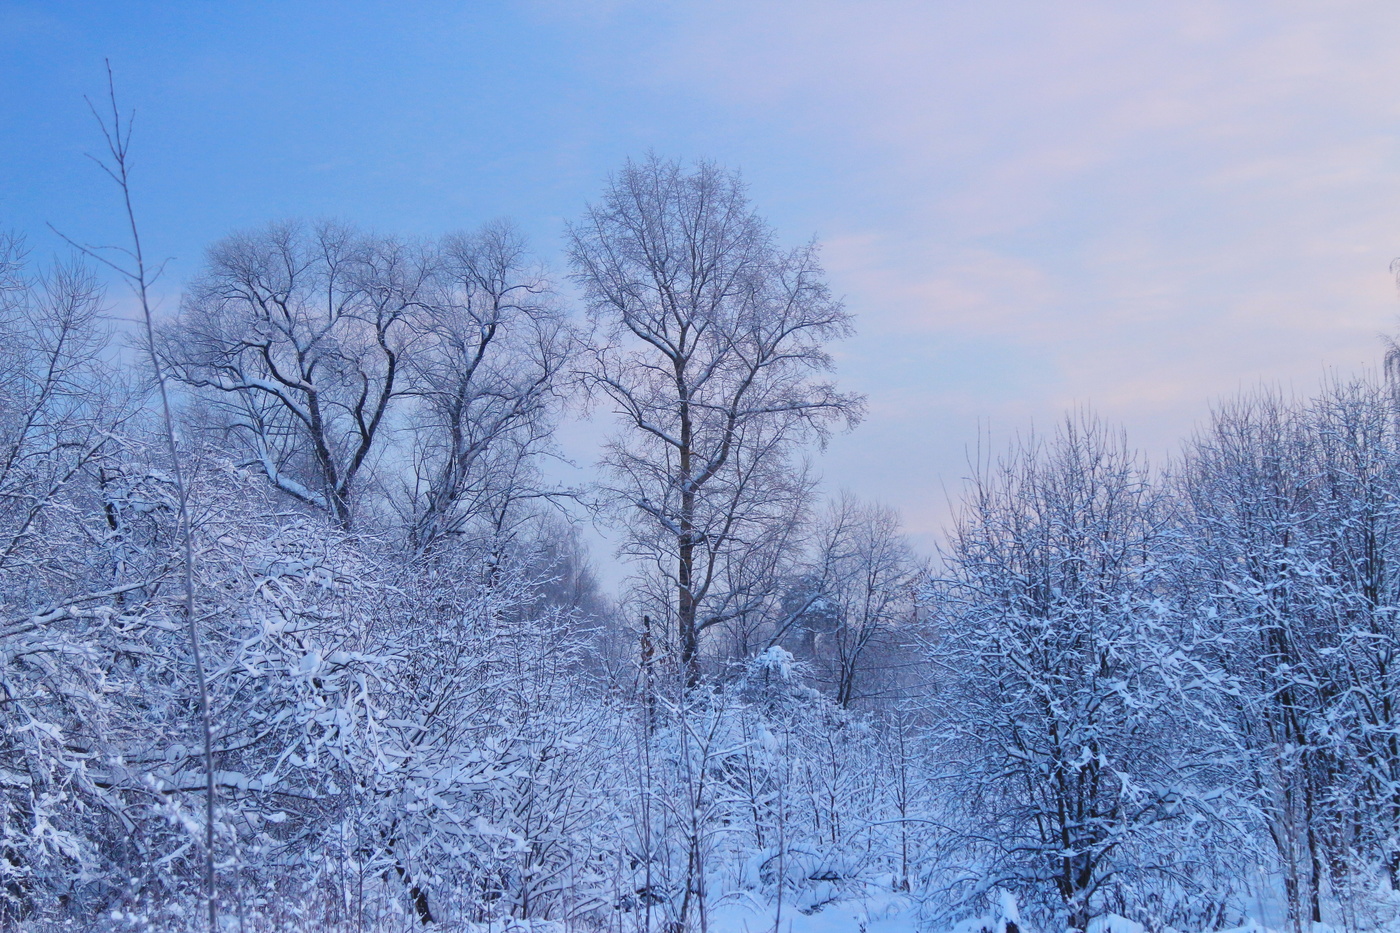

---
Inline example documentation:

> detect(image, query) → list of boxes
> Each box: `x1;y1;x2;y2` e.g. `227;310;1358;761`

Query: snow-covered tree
0;238;140;922
928;416;1211;930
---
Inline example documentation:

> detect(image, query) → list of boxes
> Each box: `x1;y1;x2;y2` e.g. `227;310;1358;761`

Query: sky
4;1;1400;566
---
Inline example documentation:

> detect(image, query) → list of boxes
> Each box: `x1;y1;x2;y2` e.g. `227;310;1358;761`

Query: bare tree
569;156;863;685
0;237;121;589
163;221;426;530
1306;377;1400;904
164;220;572;549
1171;379;1400;928
1174;390;1336;929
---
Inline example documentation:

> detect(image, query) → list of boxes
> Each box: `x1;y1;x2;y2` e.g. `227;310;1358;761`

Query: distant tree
568;156;863;685
795;493;922;708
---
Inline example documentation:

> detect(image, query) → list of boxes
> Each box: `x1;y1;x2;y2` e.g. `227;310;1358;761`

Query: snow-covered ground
708;894;920;933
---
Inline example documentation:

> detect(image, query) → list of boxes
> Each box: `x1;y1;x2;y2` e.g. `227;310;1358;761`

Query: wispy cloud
587;0;1400;541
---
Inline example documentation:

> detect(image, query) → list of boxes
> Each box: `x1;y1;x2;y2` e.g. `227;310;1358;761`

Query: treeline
4;153;1400;933
931;393;1400;931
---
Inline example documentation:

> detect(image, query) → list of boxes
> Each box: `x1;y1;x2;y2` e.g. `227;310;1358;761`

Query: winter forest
11;61;1400;933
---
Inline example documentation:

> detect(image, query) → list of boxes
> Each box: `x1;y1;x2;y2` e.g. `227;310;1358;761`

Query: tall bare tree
569;156;862;685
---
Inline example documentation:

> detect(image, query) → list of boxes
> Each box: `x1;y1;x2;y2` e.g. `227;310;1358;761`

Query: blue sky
4;1;1400;559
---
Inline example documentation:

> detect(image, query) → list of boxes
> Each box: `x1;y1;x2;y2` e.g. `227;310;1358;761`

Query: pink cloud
561;1;1400;549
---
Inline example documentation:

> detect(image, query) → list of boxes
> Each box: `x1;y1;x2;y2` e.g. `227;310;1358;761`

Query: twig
55;60;218;932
